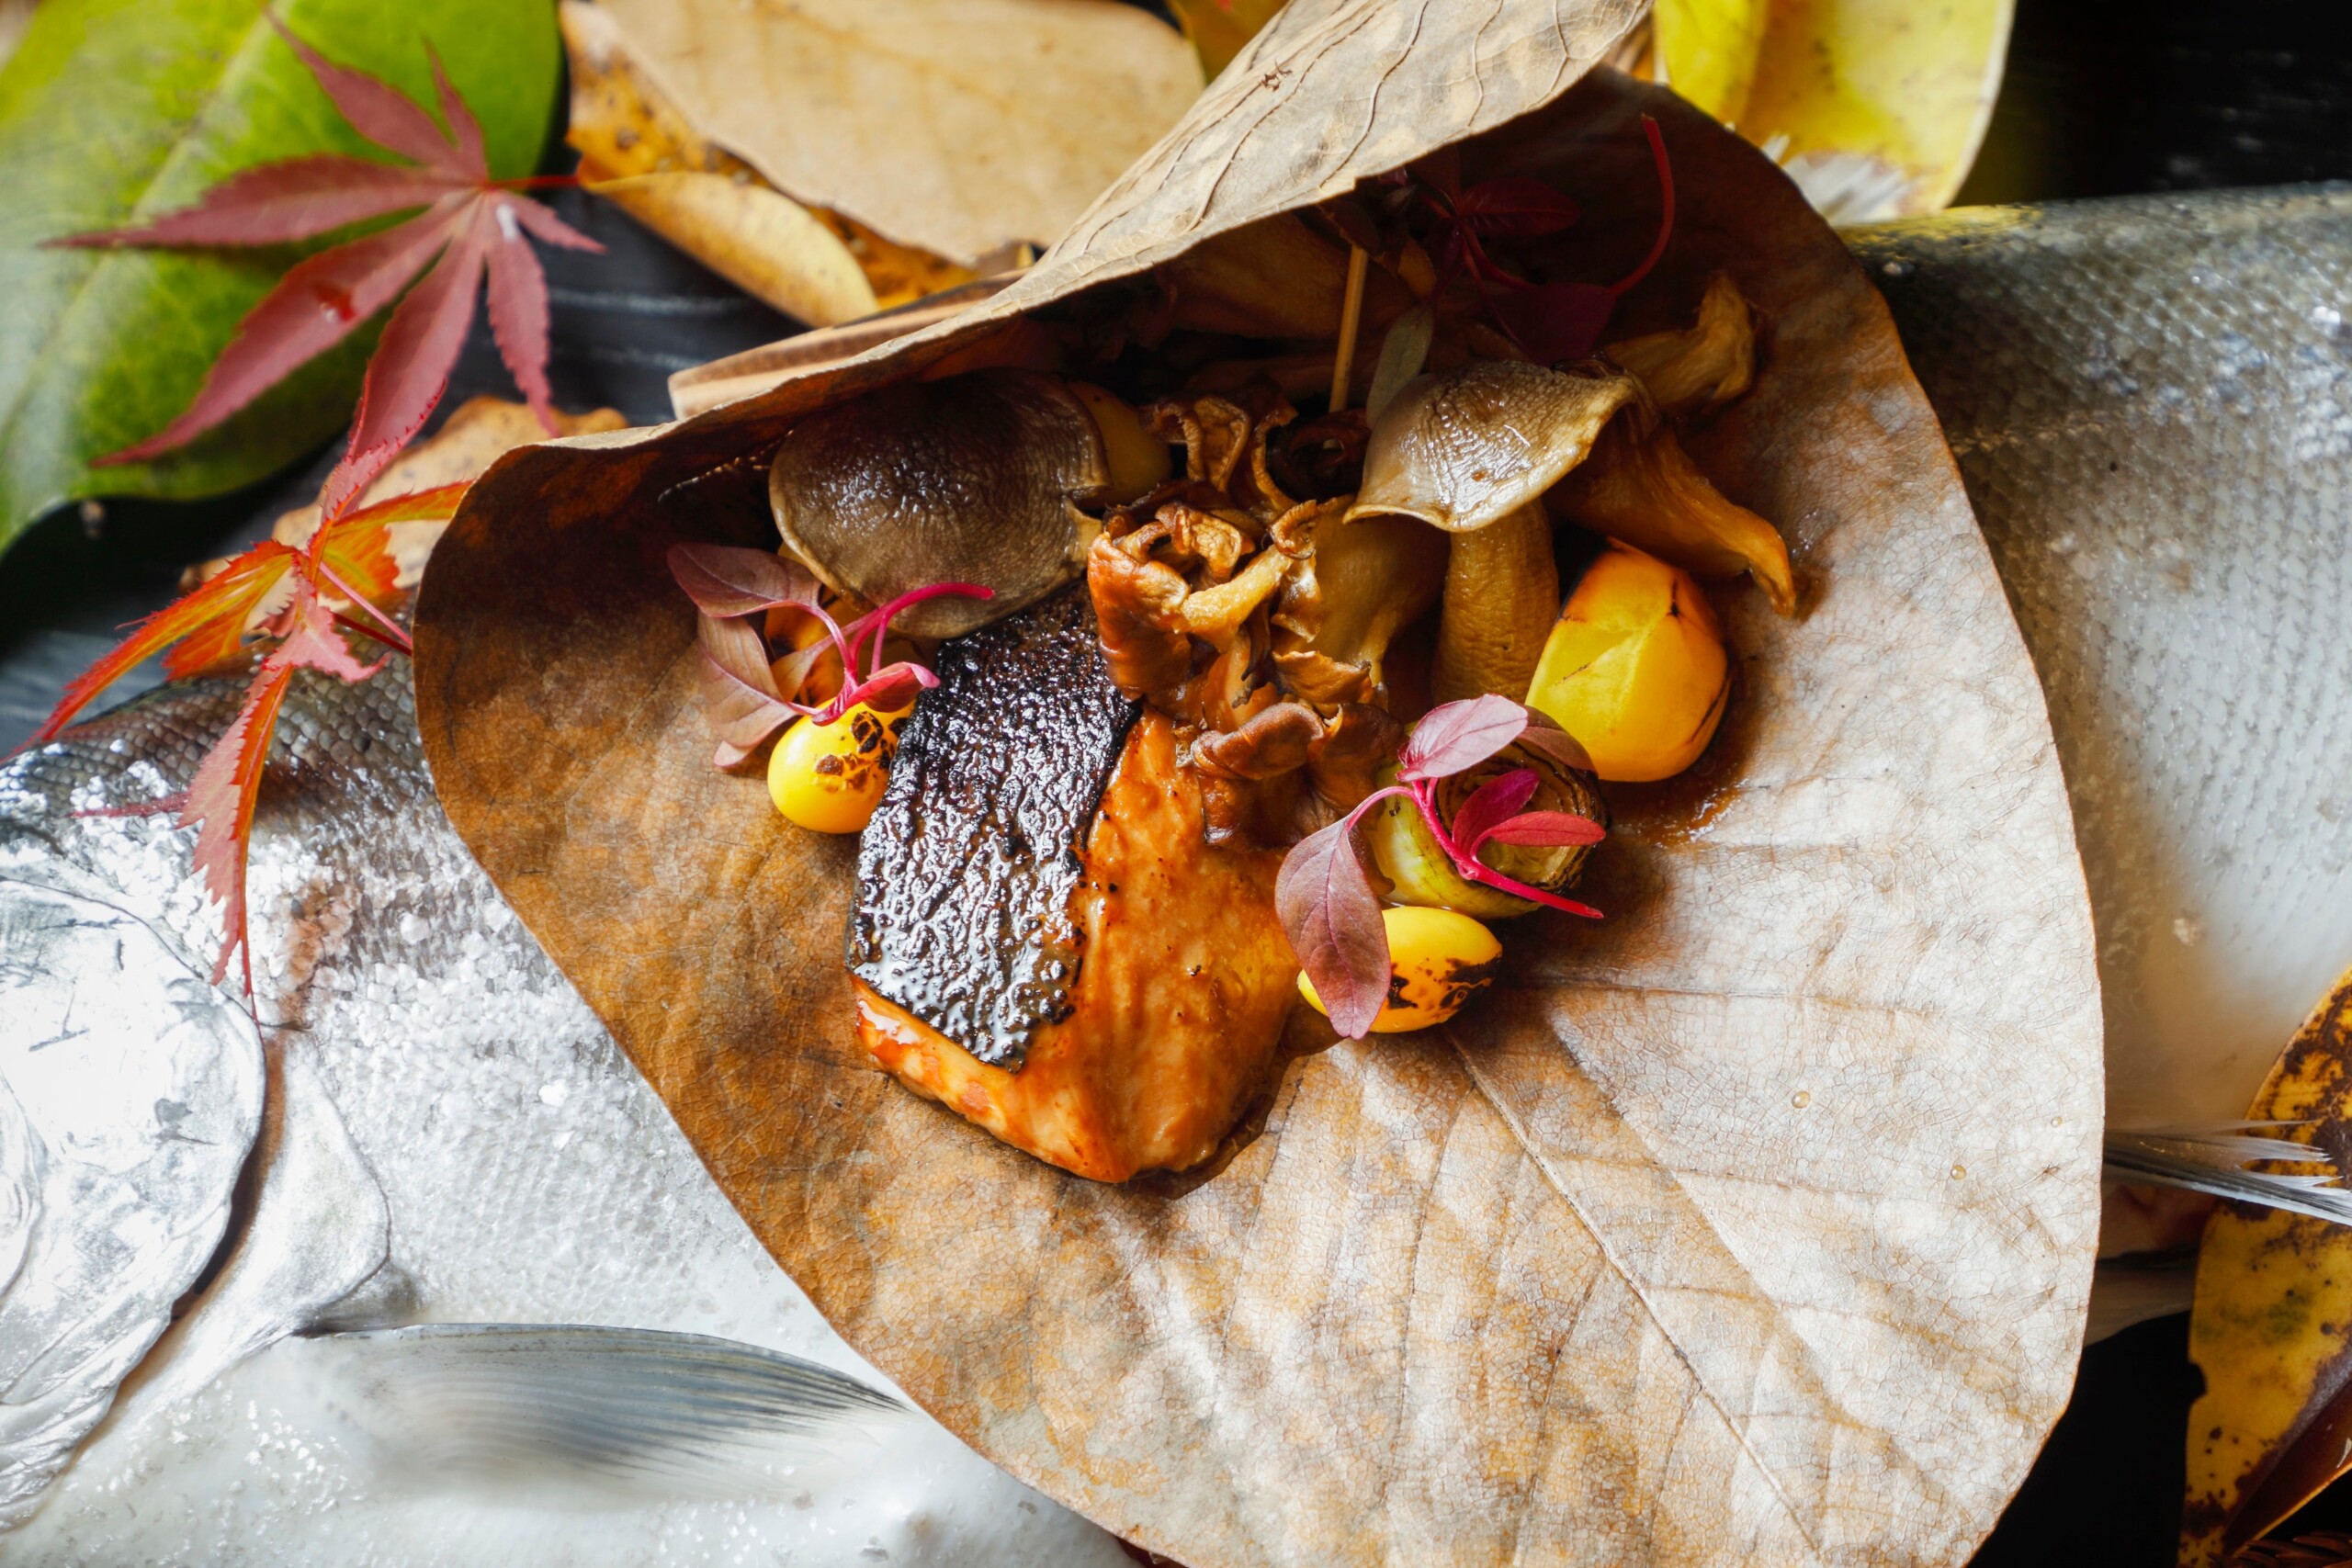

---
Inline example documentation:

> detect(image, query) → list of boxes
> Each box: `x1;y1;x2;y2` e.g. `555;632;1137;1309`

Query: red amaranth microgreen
1275;695;1605;1041
666;543;990;767
1386;113;1676;366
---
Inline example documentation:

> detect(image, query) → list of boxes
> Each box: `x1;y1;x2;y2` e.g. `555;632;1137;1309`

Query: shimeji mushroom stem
1431;500;1559;704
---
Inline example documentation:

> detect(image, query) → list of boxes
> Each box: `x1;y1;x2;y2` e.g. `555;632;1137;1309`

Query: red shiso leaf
1508;719;1596;776
833;661;938;719
1455;177;1580;238
1446;768;1540;854
1397;694;1528;781
1609;115;1676;299
841;582;995;675
768;633;837;705
1472;810;1607;851
695;614;801;749
1488;278;1617;364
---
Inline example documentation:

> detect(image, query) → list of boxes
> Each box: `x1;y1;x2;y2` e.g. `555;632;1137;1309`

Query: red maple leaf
54;15;600;520
28;482;469;993
184;573;385;993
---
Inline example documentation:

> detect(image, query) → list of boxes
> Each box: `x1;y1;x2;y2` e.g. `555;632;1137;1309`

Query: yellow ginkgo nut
1296;905;1502;1034
768;703;910;834
1526;543;1730;783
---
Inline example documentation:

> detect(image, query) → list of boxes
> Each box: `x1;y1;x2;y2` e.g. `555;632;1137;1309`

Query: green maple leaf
0;0;559;562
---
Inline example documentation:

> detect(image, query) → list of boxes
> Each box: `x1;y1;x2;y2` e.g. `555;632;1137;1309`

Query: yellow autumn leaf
2185;964;2352;1563
1164;0;1288;81
1652;0;1769;124
1637;0;2012;222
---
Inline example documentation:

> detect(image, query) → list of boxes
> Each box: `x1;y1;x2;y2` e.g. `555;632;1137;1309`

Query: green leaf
0;0;559;560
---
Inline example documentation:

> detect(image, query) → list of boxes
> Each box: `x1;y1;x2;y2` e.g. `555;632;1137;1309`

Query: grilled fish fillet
851;592;1295;1180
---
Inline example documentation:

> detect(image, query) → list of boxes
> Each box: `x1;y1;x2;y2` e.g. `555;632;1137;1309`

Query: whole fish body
1851;185;2352;1134
2;186;2349;1556
0;667;1129;1565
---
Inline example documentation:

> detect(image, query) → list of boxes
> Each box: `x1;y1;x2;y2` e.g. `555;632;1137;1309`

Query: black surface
1959;1;2352;207
1976;1314;2206;1565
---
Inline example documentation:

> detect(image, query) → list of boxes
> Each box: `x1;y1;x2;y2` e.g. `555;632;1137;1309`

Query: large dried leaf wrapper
413;6;2099;1561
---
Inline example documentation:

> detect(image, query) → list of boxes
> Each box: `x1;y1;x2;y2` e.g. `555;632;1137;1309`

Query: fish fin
2105;1124;2352;1226
291;1324;907;1499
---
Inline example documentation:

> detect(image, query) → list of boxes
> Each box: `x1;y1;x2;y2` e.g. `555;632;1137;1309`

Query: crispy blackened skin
848;587;1140;1068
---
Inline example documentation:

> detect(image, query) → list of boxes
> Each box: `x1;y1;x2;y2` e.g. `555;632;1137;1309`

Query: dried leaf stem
1329;244;1370;412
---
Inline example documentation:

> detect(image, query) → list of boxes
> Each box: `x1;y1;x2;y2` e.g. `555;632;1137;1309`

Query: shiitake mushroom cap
769;368;1112;639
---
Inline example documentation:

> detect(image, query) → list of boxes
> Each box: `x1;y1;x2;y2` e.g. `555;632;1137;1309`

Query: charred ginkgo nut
1526;543;1730;783
1069;380;1172;503
768;704;909;834
1295;906;1503;1034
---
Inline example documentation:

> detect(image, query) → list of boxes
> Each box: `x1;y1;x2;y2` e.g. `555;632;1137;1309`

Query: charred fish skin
1852;187;2352;1130
848;587;1140;1069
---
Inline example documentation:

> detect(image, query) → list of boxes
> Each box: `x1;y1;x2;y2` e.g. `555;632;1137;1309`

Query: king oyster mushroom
1351;360;1641;703
1352;359;1795;704
1270;512;1447;707
1547;402;1795;614
1603;271;1757;419
768;367;1112;639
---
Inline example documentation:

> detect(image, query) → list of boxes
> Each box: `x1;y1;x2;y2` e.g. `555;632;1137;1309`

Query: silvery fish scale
1853;185;2352;1132
0;669;1127;1565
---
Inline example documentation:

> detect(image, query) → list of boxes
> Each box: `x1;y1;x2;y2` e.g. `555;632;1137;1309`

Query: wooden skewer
1329;244;1371;412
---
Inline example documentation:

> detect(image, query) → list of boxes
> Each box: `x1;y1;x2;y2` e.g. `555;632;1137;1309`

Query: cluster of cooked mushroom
736;220;1795;1024
756;266;1783;791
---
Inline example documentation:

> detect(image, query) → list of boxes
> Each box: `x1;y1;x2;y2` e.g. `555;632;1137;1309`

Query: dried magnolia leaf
2185;966;2352;1565
559;0;966;320
413;25;2098;1567
583;0;1204;267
